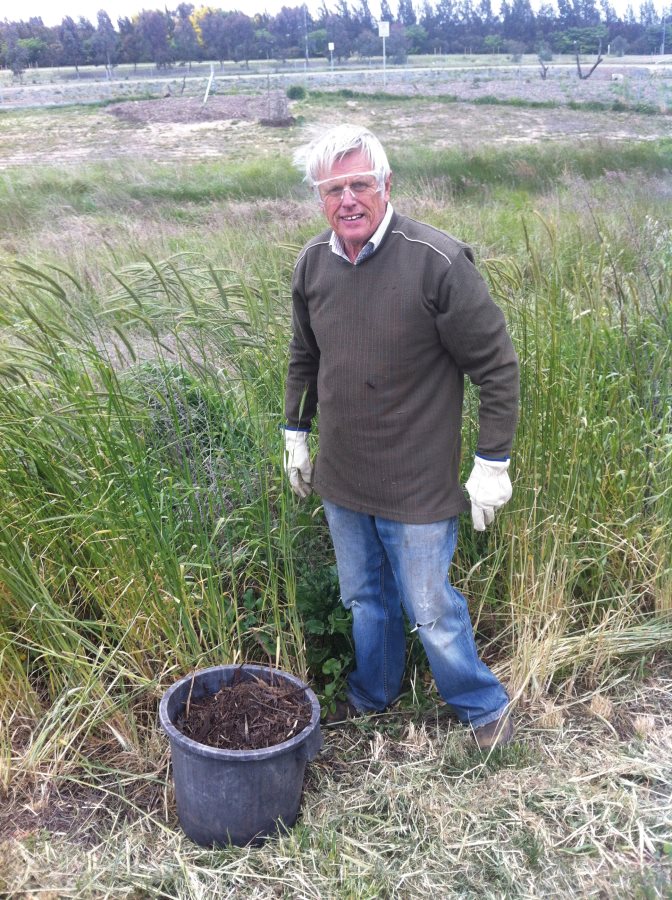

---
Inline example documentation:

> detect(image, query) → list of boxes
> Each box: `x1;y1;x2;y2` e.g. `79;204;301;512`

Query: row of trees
1;1;668;76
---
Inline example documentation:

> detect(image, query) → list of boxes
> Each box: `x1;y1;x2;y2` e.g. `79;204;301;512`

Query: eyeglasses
314;170;382;204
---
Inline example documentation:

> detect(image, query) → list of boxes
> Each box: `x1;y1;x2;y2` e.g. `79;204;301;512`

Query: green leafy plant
295;562;353;711
286;84;306;100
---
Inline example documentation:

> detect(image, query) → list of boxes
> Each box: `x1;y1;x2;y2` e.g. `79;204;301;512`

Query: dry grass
1;666;670;898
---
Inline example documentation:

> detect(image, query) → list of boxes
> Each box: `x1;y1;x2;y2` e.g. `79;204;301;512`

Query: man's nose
339;185;359;203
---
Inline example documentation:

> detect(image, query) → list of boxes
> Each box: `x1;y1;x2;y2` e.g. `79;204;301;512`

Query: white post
203;63;214;105
378;21;389;91
328;42;334;78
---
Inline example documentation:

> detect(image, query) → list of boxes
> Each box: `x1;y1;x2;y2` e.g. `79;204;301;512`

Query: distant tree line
0;1;667;77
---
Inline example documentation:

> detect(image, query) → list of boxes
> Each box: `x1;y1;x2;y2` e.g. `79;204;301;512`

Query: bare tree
574;39;603;79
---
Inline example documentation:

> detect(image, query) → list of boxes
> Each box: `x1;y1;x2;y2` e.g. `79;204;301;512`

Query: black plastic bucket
159;664;323;847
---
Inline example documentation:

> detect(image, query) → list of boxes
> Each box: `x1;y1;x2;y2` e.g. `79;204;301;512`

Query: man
283;124;519;750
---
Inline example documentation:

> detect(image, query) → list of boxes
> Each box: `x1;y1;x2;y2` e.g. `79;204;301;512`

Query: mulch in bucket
176;669;312;750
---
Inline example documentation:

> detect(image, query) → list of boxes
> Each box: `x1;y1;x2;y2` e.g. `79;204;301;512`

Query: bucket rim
159;663;321;761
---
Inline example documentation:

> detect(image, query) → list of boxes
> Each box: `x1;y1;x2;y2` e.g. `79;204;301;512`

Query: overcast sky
9;0;667;28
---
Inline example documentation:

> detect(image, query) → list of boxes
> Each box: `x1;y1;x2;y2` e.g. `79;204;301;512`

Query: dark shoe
472;713;514;751
324;700;362;724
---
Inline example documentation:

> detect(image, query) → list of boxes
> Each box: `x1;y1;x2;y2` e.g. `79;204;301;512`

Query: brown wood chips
176;670;312;750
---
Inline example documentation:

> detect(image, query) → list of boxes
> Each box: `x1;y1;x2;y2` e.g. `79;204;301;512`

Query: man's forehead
317;149;373;180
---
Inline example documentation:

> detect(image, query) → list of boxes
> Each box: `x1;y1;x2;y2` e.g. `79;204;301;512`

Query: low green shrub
286;84;306;100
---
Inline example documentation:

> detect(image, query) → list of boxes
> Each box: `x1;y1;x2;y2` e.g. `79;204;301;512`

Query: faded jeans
323;499;509;727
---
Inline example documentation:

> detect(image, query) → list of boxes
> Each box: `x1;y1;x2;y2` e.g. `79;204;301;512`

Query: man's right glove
465;456;512;531
284;428;313;498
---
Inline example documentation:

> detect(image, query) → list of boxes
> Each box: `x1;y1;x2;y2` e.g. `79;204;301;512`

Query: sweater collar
329;203;395;265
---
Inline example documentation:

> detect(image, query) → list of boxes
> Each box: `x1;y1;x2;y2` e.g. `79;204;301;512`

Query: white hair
294;124;391;189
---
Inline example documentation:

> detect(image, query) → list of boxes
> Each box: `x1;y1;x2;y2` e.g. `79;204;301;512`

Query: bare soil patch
106;91;290;125
347;100;672;153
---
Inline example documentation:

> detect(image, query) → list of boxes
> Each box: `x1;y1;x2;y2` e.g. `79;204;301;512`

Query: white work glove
465;456;512;532
284;429;313;499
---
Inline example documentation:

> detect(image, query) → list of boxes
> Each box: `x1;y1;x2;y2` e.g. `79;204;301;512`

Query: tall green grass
0;157;303;237
459;209;671;692
0;257;308;776
2;140;670;242
0;144;671;784
391;138;672;197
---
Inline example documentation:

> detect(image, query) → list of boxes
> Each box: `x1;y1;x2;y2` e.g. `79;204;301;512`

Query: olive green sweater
285;211;519;524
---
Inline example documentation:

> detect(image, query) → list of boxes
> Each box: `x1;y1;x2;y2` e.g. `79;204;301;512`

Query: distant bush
504;39;525;62
286;84;306;100
537;41;553;62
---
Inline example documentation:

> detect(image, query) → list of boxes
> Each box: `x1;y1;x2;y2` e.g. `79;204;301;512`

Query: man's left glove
465;456;512;531
284;429;313;498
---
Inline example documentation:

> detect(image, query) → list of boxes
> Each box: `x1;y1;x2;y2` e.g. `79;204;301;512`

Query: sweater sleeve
284;260;320;430
434;248;519;458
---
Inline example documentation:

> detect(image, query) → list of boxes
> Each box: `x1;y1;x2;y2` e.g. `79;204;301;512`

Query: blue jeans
323;499;509;727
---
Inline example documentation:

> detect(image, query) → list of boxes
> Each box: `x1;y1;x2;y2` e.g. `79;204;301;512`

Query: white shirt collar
329;203;394;264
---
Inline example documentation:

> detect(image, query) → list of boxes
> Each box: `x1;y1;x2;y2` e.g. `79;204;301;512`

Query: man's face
316;149;391;259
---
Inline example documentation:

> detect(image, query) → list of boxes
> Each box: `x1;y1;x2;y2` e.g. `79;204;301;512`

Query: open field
0;83;671;897
1;53;671;111
0;92;670;170
0;55;670;173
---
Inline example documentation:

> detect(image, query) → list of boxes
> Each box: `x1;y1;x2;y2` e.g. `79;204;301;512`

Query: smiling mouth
341;214;364;221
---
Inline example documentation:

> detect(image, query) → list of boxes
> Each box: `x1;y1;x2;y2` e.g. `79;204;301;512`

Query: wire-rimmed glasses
314;170;382;205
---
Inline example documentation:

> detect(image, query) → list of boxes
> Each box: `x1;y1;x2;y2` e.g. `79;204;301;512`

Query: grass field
0;83;671;897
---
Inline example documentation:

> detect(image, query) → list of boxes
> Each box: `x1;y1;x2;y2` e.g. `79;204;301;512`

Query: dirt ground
106;91;290;125
0;86;670;170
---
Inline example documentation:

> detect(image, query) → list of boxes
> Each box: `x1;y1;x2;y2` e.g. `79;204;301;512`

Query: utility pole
662;13;667;56
378;20;389;90
304;4;309;72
